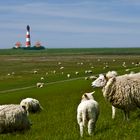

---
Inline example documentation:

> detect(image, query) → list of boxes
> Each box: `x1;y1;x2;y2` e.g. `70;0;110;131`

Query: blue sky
1;0;140;48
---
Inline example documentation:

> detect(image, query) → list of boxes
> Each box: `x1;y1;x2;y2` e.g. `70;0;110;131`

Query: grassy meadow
0;48;140;140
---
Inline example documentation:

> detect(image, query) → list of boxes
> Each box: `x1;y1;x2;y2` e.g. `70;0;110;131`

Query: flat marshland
0;48;140;140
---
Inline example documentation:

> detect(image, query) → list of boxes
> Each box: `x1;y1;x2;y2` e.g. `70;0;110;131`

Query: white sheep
75;72;79;75
20;98;43;114
58;62;61;65
33;70;38;74
89;75;97;80
60;66;64;70
67;74;71;78
92;71;140;120
77;91;99;137
40;77;44;80
36;82;44;88
85;77;89;80
0;104;31;133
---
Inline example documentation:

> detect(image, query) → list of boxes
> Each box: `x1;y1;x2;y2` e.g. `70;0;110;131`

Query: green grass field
0;48;140;140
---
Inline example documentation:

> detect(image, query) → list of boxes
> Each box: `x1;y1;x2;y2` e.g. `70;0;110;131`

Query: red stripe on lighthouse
26;25;31;47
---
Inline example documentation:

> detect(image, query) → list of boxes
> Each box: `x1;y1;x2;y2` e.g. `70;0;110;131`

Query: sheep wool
0;104;30;133
77;92;99;137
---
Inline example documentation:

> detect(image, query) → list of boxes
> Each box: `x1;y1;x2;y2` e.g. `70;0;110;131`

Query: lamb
0;104;31;133
77;91;99;137
20;98;43;114
92;71;140;120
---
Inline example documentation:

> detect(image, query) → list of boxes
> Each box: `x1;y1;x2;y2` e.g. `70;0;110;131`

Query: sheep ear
22;106;26;110
91;91;95;95
84;94;88;97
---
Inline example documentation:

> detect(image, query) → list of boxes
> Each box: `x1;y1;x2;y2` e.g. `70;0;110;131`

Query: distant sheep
77;91;99;137
75;72;79;75
36;82;44;88
60;67;64;70
33;70;38;74
20;98;43;114
0;104;30;133
67;74;71;78
89;75;97;80
40;77;44;80
92;71;140;120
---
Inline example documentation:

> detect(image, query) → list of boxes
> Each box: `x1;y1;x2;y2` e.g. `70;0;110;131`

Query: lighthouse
26;25;31;47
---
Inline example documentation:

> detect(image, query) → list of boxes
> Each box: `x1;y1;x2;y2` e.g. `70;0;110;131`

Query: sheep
20;98;43;114
53;70;56;74
60;66;64;70
77;91;99;137
85;70;92;74
0;104;31;133
92;71;140;120
75;71;79;75
58;62;61;65
33;70;38;74
40;77;44;80
67;74;71;78
85;77;89;80
12;72;15;75
36;82;44;88
89;75;97;80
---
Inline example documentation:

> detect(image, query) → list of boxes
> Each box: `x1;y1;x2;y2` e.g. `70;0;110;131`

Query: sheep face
92;74;107;87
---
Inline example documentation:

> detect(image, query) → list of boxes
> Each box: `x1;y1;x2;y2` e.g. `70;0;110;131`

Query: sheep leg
77;113;84;137
123;110;129;121
112;106;116;119
88;119;95;136
79;122;84;137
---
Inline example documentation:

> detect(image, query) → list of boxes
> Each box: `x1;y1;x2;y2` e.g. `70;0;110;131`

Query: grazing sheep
85;77;89;80
67;74;71;78
0;104;31;133
12;72;15;75
75;72;79;75
53;70;56;74
58;62;61;65
60;66;64;70
20;98;43;114
40;77;44;80
33;70;38;74
92;71;140;120
77;91;99;137
89;76;97;80
85;70;92;74
36;82;44;88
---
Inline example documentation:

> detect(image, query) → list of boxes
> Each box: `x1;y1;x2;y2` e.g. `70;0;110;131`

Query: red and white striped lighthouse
26;25;31;47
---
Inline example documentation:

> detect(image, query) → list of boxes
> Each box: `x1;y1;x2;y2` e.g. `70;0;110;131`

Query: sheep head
92;74;107;87
81;91;95;101
92;71;117;88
